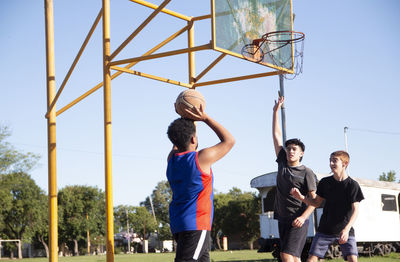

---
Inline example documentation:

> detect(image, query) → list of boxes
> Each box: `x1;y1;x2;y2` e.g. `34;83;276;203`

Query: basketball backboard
211;0;294;73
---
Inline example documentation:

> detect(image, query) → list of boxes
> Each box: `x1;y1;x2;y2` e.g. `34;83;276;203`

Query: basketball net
241;31;305;80
264;31;305;80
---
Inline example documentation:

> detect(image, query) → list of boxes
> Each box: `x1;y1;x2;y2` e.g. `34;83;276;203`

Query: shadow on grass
211;258;278;262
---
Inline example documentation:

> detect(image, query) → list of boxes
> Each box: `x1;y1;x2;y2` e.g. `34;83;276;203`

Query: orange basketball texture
175;89;206;119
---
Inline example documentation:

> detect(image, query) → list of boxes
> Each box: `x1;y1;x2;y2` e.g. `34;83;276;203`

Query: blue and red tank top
166;151;214;234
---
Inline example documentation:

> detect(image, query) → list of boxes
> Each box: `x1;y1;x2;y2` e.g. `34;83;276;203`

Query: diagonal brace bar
111;66;192;88
193;71;282;87
110;43;211;66
55;24;191;116
110;0;171;60
129;0;191;21
45;8;102;118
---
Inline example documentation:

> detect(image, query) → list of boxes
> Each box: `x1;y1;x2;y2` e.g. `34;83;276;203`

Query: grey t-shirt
273;148;317;221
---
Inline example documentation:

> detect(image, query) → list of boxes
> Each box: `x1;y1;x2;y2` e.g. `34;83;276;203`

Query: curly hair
167;118;196;151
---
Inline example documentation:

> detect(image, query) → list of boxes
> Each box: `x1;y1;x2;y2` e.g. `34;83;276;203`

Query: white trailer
250;172;400;259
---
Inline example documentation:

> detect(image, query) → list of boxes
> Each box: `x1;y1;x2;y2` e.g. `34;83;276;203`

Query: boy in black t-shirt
291;151;364;262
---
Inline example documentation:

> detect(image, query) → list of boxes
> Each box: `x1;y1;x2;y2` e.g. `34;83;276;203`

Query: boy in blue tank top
167;104;235;262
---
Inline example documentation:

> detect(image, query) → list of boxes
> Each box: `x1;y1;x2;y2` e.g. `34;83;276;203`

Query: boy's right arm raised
200;115;235;165
272;96;284;156
183;105;235;169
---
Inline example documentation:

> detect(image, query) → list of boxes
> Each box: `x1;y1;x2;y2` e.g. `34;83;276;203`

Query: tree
58;185;105;256
0;172;47;258
33;202;50;257
0;125;44;257
379;170;397;182
141;181;171;224
212;190;235;249
140;180;172;240
213;188;261;249
130;206;157;240
223;190;260;249
114;205;157;239
0;125;40;174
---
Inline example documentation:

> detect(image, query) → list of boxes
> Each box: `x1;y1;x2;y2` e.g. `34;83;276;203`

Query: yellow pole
102;1;114;262
87;214;90;255
44;1;58;262
188;20;195;85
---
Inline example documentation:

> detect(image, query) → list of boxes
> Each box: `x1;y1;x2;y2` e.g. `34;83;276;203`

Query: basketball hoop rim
262;30;305;43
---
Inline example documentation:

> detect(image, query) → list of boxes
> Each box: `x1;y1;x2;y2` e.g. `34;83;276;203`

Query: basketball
175;89;206;119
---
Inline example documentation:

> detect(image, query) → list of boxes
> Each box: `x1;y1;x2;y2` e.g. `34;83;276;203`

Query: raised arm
339;202;360;244
183;104;235;172
272;96;284;156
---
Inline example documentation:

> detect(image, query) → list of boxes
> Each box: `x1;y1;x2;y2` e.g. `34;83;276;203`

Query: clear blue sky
1;0;399;206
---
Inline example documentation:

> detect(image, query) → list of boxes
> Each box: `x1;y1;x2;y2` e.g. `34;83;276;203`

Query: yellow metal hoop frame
44;2;293;262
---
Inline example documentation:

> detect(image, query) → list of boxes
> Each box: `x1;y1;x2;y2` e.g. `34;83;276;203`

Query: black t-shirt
317;175;364;236
273;148;317;221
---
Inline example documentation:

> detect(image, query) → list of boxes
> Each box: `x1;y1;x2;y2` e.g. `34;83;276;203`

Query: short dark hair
285;138;305;152
167;118;196;151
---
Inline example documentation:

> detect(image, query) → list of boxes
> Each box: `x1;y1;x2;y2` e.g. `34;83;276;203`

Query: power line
11;141;161;160
347;127;400;136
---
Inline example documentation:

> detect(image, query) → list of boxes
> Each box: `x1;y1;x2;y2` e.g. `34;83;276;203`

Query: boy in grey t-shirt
272;96;317;262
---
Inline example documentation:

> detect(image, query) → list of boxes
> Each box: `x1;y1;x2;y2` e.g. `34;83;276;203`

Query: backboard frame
211;0;295;74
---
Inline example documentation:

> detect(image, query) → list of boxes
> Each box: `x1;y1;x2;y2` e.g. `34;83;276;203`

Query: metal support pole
188;20;195;85
279;74;287;144
102;0;115;262
44;1;58;262
344;127;349;152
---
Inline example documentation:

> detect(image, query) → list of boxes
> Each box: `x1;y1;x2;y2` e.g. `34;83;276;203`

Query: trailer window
381;194;397;211
263;187;276;213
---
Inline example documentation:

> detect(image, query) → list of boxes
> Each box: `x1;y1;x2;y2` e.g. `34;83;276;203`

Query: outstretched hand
273;96;284;112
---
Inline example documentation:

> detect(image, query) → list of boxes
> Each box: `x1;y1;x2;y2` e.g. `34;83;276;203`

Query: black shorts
278;219;309;258
174;230;210;262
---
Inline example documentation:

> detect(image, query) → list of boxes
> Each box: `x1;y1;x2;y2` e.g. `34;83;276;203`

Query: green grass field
16;250;400;262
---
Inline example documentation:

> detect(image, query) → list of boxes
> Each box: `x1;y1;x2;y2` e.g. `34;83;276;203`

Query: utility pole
126;209;130;253
149;195;157;224
344;126;350;175
344;127;349;152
